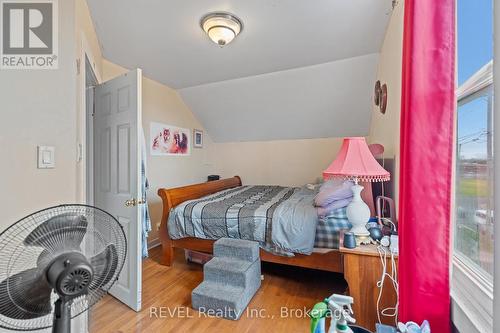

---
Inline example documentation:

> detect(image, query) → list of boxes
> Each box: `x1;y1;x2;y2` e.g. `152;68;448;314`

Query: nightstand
340;241;398;331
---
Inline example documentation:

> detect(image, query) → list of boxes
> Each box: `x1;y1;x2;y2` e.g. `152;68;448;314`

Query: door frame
78;32;102;204
84;56;98;205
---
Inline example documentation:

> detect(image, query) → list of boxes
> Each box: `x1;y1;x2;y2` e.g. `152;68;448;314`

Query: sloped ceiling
180;54;378;142
87;0;393;142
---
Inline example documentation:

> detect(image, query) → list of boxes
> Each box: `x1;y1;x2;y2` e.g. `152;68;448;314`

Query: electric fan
0;205;127;333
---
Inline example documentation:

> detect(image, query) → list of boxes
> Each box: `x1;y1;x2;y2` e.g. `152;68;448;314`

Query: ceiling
87;0;393;142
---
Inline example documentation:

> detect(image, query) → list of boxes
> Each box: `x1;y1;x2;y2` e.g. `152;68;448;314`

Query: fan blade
0;268;52;319
89;244;118;290
24;213;88;252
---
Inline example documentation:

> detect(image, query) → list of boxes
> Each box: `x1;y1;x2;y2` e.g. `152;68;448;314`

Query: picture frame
193;129;203;148
150;122;191;156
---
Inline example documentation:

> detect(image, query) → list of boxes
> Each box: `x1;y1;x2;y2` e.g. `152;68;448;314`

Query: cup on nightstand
343;232;357;249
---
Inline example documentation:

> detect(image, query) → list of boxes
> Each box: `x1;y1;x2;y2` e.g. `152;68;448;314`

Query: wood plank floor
90;247;347;333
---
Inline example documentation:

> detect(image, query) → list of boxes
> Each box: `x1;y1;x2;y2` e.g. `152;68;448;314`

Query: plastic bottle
310;302;329;333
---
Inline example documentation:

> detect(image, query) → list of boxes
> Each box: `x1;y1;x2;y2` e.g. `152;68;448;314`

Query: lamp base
356;234;372;246
346;184;371;237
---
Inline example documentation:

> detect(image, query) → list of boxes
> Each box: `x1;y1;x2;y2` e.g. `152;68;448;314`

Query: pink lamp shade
323;137;390;182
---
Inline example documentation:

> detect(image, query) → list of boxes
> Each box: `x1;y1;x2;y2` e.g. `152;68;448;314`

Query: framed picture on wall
150;122;191;156
193;129;203;148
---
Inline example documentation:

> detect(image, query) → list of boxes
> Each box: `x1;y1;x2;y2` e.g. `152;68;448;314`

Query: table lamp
323;137;390;238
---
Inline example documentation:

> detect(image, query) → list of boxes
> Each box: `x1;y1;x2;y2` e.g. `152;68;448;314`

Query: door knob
125;198;146;207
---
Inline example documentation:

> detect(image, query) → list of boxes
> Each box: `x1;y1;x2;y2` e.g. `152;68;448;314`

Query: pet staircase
192;238;261;320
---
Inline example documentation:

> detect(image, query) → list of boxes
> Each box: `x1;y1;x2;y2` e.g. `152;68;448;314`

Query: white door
93;69;142;311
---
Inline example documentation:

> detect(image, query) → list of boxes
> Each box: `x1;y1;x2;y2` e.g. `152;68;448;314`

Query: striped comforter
167;185;320;256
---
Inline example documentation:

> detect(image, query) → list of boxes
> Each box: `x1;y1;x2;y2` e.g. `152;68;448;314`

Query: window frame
452;61;493;333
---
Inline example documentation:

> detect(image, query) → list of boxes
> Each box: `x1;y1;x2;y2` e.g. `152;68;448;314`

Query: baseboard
148;237;161;250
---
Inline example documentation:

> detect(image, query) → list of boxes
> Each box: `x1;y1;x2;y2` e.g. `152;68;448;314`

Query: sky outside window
457;0;493;159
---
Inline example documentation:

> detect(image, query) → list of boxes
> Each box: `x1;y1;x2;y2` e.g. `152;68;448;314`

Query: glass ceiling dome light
201;12;243;47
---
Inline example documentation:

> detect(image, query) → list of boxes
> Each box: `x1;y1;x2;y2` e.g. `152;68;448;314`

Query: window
452;1;494;332
456;73;494;277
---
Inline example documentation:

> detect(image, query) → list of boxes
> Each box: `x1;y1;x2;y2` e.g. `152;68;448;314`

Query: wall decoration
150;122;190;156
193;129;203;148
374;80;381;106
374;80;388;114
380;83;388;114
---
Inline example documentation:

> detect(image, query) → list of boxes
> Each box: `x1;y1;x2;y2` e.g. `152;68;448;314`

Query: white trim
85;78;95;205
451;256;493;333
78;32;100;204
80;32;102;84
452;23;494;333
493;0;500;330
456;61;493;100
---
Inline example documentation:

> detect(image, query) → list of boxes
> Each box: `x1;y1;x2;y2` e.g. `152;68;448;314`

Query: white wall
102;60;216;241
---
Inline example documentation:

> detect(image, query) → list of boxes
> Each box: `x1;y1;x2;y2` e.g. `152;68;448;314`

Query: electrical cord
376;245;399;326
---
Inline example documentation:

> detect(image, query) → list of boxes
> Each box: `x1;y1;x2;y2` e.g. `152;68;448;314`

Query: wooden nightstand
340;242;398;331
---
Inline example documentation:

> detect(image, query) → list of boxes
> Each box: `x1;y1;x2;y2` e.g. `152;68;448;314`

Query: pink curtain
398;1;455;332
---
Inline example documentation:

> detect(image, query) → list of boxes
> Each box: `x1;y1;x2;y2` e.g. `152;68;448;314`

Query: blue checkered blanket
314;207;351;249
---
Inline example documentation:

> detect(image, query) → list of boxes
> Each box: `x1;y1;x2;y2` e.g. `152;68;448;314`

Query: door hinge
76;58;81;75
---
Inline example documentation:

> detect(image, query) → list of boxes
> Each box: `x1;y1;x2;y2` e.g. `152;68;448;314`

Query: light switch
38;146;55;169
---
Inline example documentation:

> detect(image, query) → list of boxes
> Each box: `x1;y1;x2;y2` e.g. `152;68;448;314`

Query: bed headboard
157;176;242;218
158;176;242;209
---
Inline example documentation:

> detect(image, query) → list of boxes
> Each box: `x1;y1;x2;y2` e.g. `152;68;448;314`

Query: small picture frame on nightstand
193;129;203;148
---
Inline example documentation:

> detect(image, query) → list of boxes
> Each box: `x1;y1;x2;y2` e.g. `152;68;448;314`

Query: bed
157;176;349;273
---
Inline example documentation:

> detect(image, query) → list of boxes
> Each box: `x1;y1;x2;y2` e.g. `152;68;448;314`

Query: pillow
314;180;354;207
315;207;352;249
316;197;353;217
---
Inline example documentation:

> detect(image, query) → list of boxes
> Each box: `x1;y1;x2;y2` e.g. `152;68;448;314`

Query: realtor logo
1;0;58;69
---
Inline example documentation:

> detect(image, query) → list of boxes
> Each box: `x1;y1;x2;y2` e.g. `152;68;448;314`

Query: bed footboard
157;176;242;266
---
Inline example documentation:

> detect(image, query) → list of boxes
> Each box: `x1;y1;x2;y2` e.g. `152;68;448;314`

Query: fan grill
0;205;126;331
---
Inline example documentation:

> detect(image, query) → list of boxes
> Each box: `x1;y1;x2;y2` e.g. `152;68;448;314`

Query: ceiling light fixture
200;12;243;47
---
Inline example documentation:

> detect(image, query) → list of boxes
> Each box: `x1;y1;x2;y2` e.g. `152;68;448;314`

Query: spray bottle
326;294;356;333
310;301;329;333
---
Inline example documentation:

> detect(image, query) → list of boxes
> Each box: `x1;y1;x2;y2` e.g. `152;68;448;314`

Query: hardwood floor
90;246;347;333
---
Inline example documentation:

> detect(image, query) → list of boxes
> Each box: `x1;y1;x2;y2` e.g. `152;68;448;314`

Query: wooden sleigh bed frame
157;176;344;273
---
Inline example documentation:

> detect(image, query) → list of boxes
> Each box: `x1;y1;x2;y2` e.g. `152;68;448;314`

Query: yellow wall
75;0;103;77
102;60;216;242
213;138;343;187
368;0;405;206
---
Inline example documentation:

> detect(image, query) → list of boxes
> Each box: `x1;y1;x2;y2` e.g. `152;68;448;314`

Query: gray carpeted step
204;256;260;288
191;238;261;320
192;281;246;320
213;238;259;263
